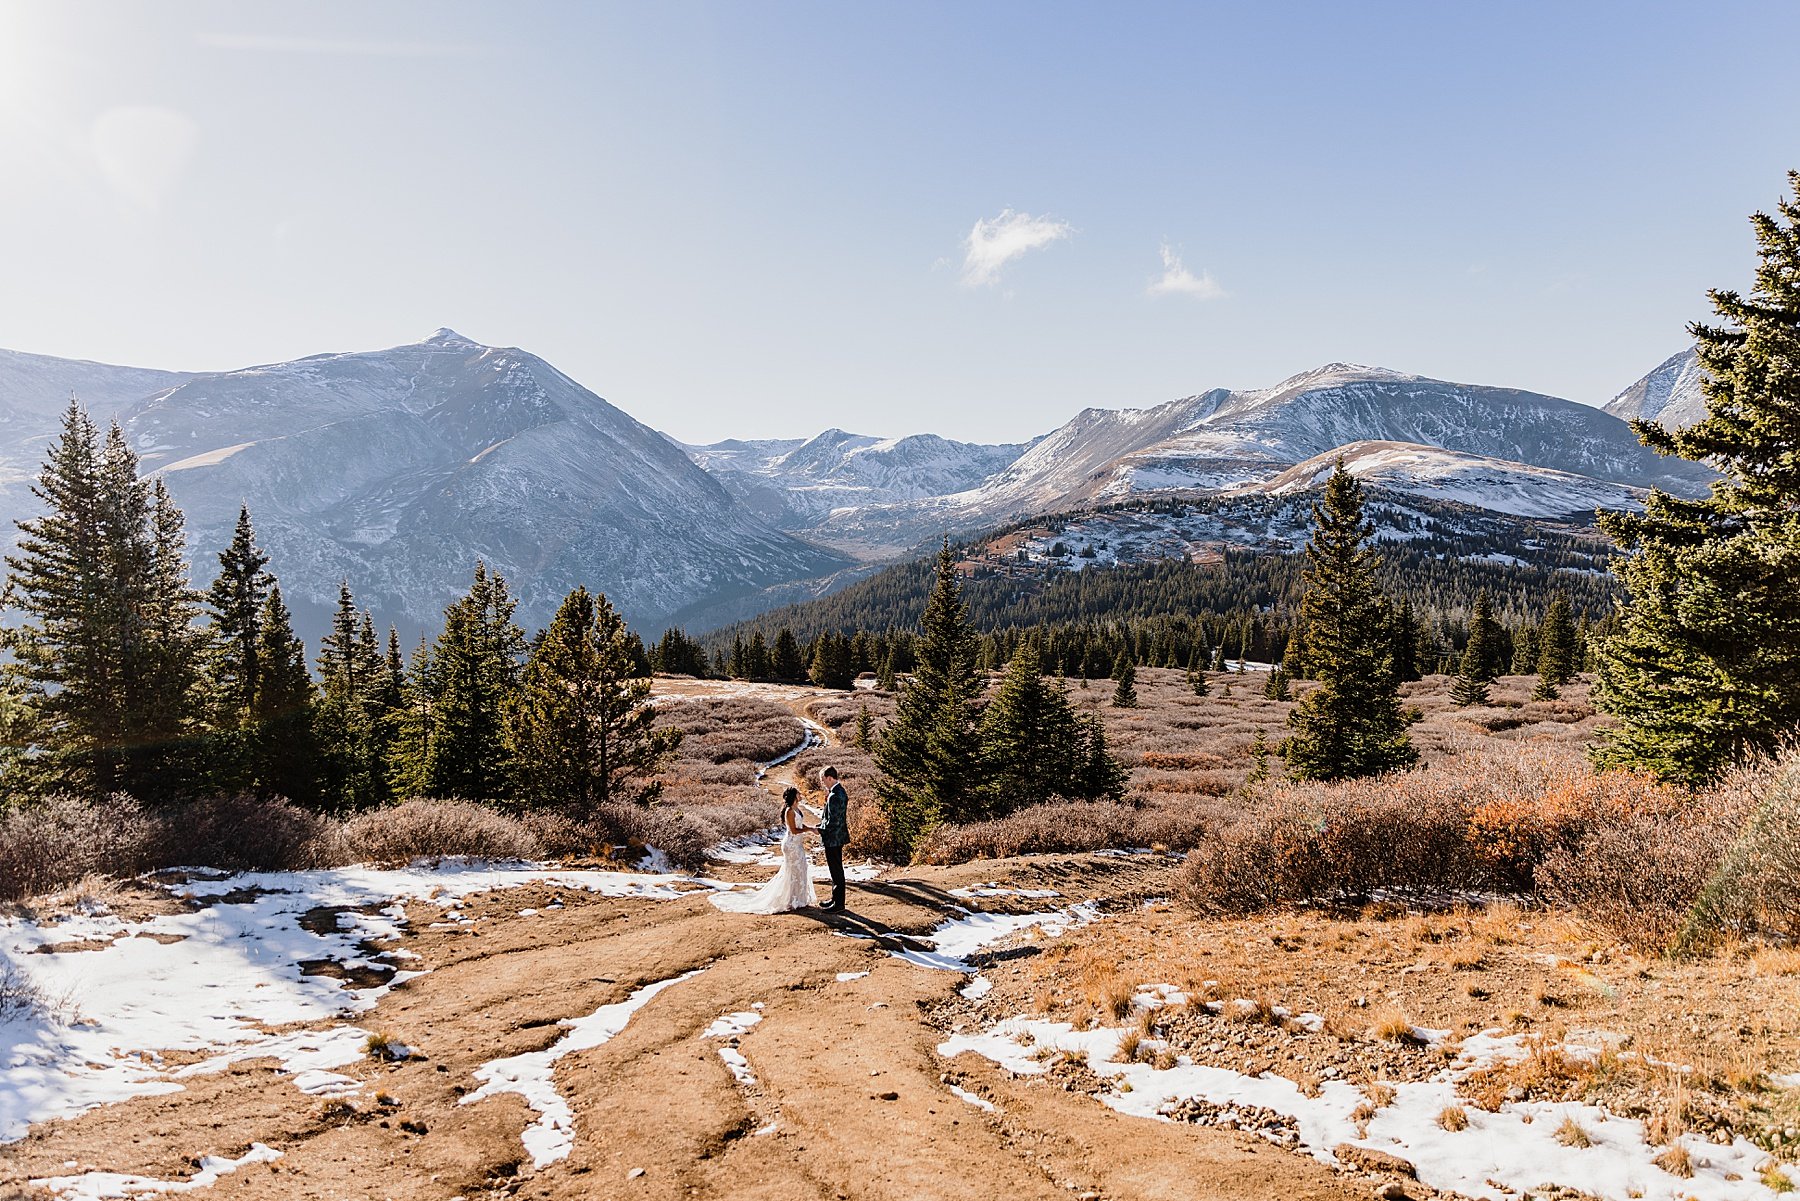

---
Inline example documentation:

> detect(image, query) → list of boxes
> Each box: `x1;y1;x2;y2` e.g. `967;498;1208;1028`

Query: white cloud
1148;242;1225;300
960;209;1073;287
91;106;199;211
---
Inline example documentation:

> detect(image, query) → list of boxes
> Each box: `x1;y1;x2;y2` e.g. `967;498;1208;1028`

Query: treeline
0;402;675;813
665;580;1609;691
688;525;1617;682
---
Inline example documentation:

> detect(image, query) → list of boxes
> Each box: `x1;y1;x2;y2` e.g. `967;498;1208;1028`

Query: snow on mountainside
1603;347;1708;428
685;427;1029;526
0;331;847;638
1244;440;1648;519
0;347;196;547
802;363;1710;557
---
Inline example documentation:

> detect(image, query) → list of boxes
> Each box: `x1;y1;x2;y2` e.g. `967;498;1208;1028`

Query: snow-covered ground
941;991;1794;1201
0;862;732;1143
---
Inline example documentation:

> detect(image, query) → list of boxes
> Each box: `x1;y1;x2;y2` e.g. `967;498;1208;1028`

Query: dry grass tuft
1553;1116;1592;1148
1437;1105;1469;1131
1654;1144;1694;1178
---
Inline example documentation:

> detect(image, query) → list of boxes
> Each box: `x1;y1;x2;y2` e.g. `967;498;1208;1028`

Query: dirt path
1;847;1370;1201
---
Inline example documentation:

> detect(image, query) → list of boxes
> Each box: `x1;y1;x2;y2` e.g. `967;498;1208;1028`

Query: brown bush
154;795;333;872
914;800;1218;864
1677;747;1800;948
0;794;157;902
335;799;542;866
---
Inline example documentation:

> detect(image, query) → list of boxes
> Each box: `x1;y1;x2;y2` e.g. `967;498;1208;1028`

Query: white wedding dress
711;810;818;914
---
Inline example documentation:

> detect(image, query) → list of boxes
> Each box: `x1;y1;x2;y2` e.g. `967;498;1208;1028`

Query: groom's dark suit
820;780;850;910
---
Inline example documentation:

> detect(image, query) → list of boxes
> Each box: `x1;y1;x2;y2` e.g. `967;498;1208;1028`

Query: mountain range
0;332;1713;639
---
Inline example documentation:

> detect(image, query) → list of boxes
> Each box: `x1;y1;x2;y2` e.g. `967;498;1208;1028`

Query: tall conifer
1595;174;1800;781
1280;464;1418;780
874;540;984;857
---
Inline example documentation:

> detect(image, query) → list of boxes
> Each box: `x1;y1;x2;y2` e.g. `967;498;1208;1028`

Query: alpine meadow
2;8;1799;1201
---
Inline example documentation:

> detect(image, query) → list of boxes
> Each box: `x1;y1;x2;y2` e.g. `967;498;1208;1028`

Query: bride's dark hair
782;786;799;807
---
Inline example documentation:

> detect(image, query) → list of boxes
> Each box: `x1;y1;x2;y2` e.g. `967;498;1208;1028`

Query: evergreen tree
1511;623;1541;676
1280;463;1418;780
250;584;321;804
422;563;525;801
772;627;806;681
2;406;202;800
1593;173;1800;781
977;644;1084;813
808;631;854;690
1186;642;1210;696
1111;656;1138;708
1247;730;1271;784
508;586;680;812
1389;597;1421;683
314;582;389;809
1536;593;1578;686
201;505;274;791
1074;712;1128;802
854;705;875;750
876;649;898;692
873;541;985;857
1263;667;1290;701
1451;592;1503;706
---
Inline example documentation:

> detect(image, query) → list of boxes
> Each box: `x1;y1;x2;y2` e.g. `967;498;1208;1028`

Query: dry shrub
0;794;157;902
1140;751;1231;771
155;795;332;871
1677;748;1800;949
336;799;541;866
1536;806;1731;952
1438;1105;1469;1131
1466;764;1679;890
0;959;53;1022
655;697;806;765
847;796;898;861
914;801;1218;865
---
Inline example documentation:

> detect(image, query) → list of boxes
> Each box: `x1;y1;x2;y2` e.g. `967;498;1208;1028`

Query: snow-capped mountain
1604;347;1708;428
0;347;196;553
685;428;1028;526
796;363;1712;556
2;331;846;638
1242;440;1648;519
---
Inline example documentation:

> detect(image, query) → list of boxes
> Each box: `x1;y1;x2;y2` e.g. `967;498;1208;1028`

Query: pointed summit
424;327;479;347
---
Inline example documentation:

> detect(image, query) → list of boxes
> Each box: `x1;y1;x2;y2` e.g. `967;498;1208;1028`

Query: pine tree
1111;656;1138;708
1389;597;1421;683
201;505;273;791
314;582;389;809
876;649;898;692
422;563;525;801
1186;641;1210;696
854;705;875;750
1592;173;1800;781
874;541;985;857
2;406;202;800
1074;712;1127;802
1247;730;1271;784
772;627;806;682
1536;593;1578;686
1451;592;1503;706
1263;667;1290;701
250;584;321;804
1511;623;1541;676
1280;463;1418;780
977;644;1085;814
508;587;681;813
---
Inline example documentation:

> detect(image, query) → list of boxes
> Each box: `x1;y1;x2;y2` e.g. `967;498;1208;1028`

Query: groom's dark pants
824;845;847;909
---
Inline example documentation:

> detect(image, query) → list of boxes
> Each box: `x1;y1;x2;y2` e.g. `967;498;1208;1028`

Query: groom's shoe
817;899;841;912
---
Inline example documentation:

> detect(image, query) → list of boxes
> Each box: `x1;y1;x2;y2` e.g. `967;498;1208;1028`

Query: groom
816;765;850;911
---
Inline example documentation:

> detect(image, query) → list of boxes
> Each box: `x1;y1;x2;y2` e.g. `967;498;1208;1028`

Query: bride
710;787;818;913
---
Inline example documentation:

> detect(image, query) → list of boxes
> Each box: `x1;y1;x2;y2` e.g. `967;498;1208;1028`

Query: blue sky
1;1;1796;443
